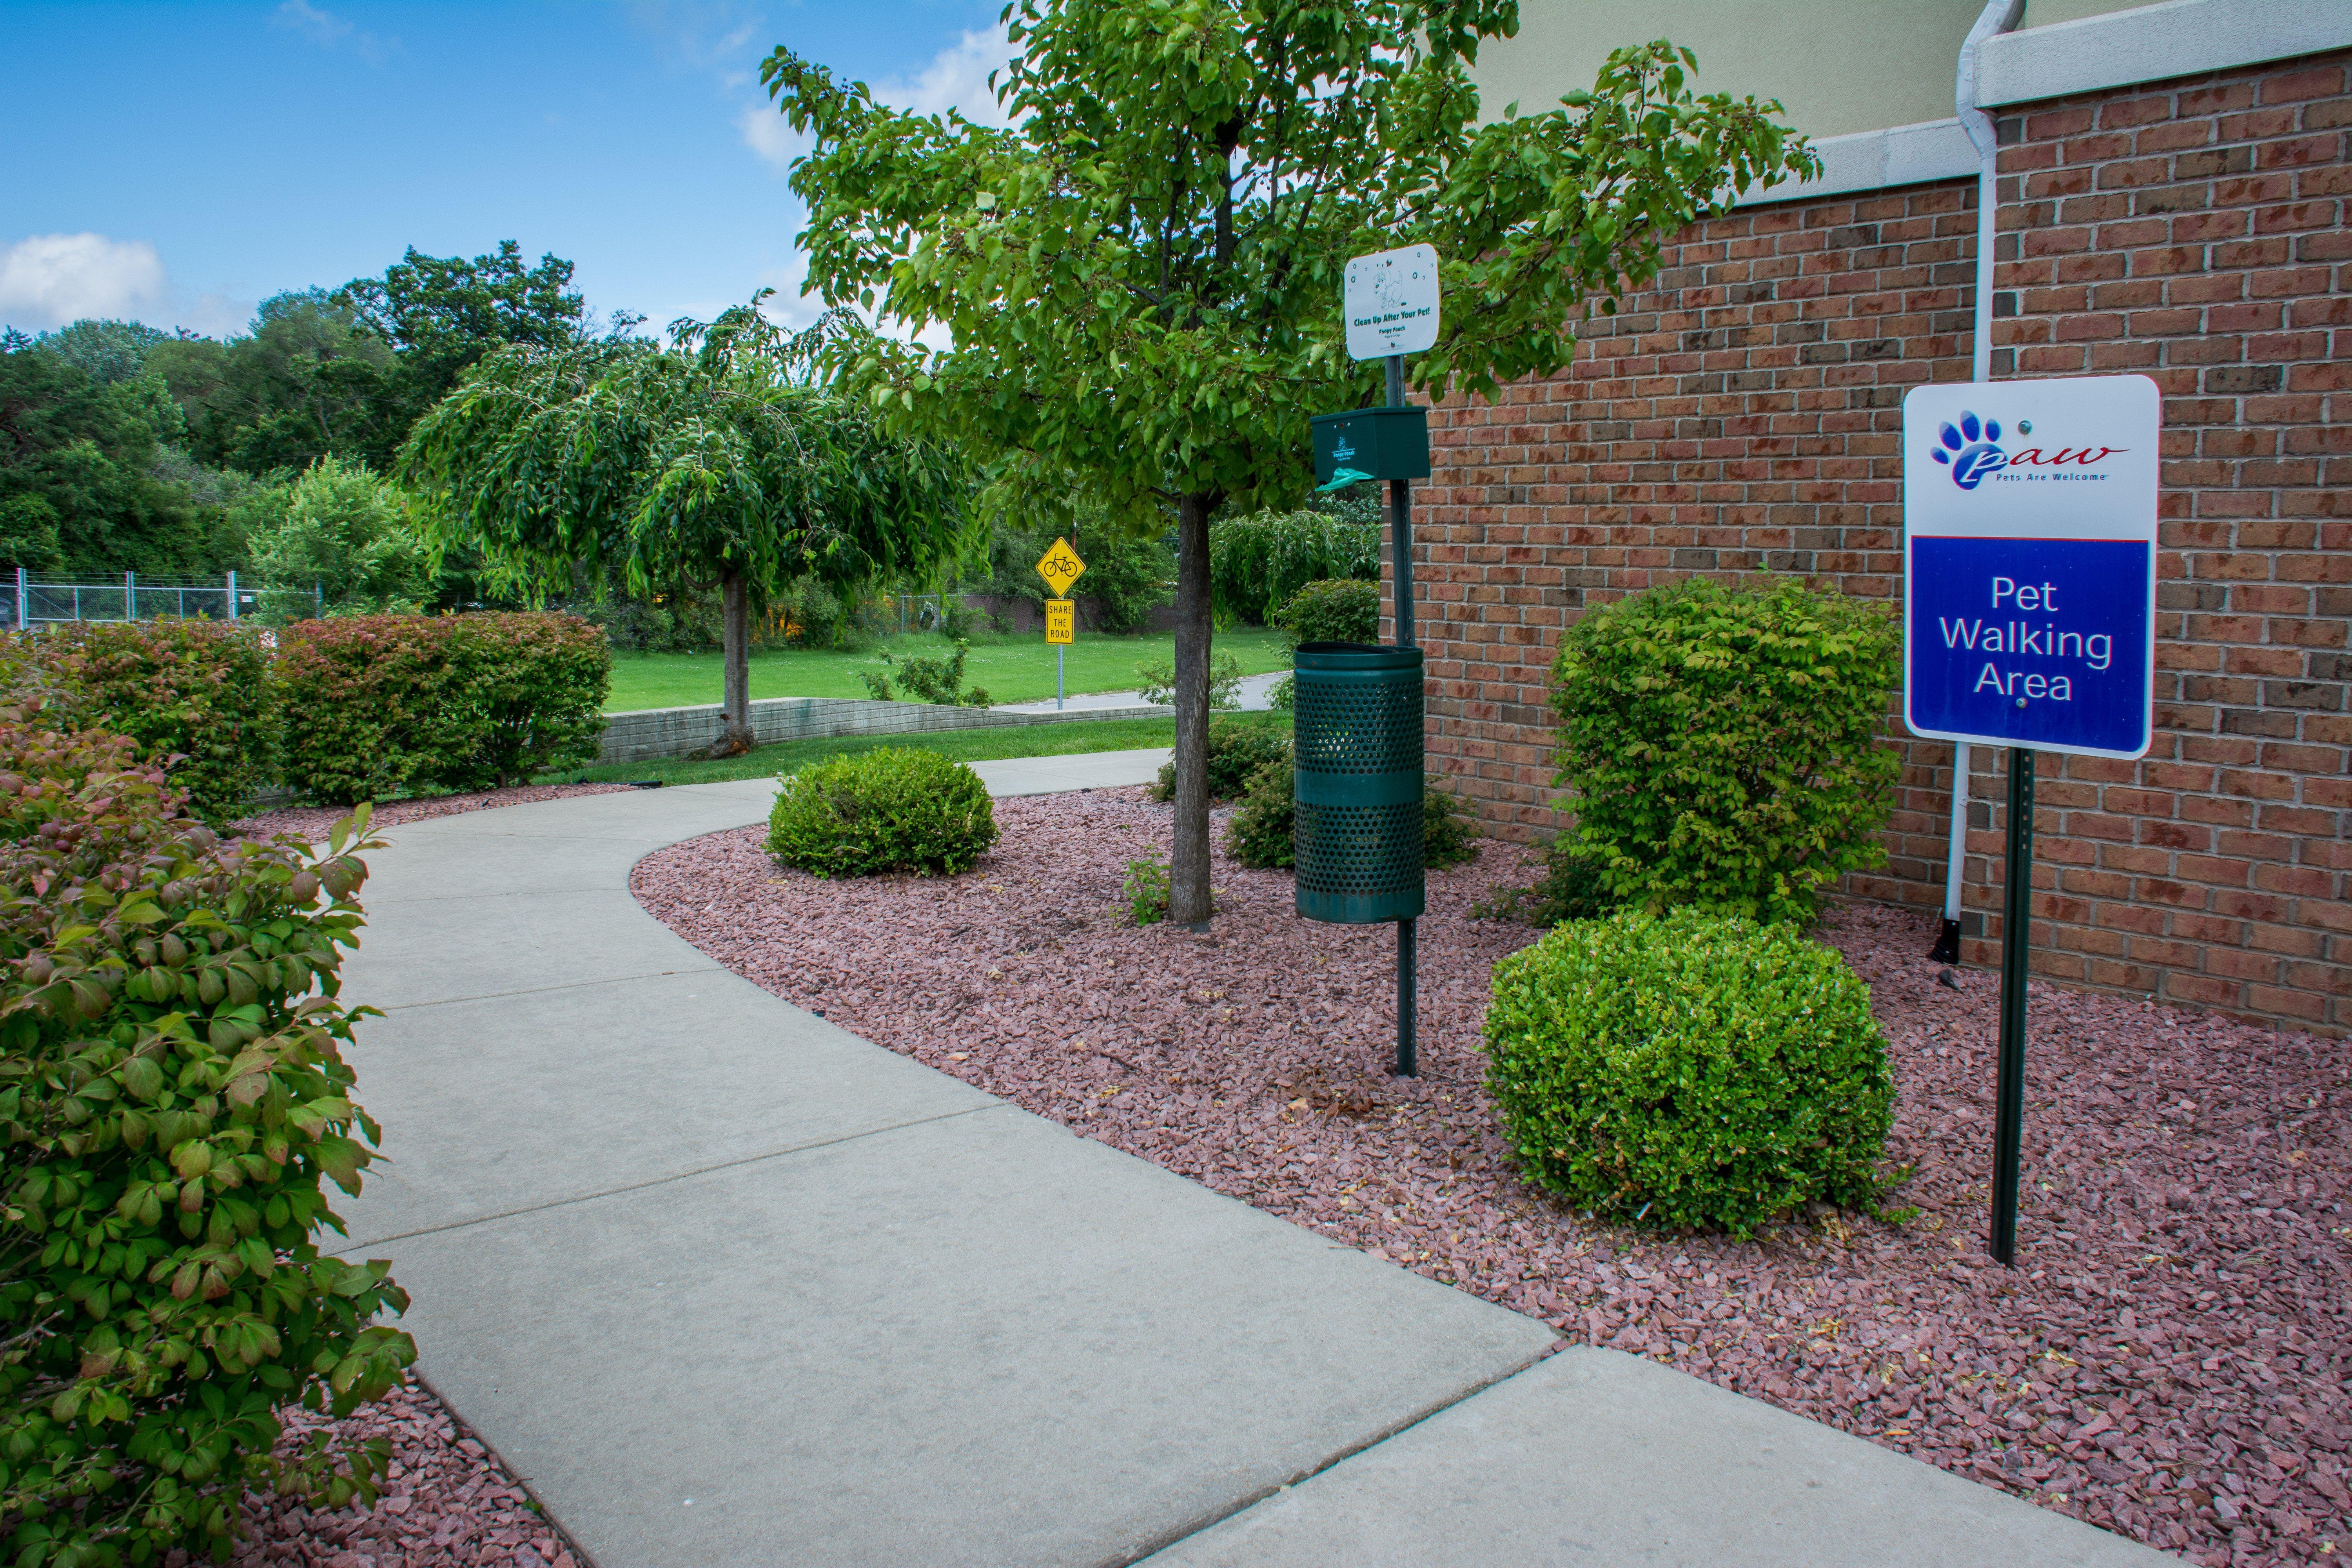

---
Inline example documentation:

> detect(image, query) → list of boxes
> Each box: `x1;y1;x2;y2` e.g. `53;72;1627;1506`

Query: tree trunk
1169;493;1214;926
719;570;753;755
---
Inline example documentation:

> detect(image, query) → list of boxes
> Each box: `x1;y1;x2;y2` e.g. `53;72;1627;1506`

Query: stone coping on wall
595;695;1170;765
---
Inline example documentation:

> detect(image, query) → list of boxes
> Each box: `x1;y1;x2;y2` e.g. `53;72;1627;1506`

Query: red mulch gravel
230;784;634;844
190;1377;579;1568
634;788;2351;1567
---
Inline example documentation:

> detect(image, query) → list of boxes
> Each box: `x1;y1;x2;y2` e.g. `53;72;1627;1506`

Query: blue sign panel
1908;537;2150;754
1902;376;2160;761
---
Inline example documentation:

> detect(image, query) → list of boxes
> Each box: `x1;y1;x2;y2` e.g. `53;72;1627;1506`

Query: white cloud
0;234;168;332
874;25;1017;128
736;101;809;173
272;0;396;62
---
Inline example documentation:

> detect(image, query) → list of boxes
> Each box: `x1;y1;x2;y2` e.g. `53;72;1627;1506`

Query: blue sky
0;0;1011;339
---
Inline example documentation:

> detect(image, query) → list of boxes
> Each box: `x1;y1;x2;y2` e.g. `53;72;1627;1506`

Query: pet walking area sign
1902;373;2159;1267
1904;375;2160;759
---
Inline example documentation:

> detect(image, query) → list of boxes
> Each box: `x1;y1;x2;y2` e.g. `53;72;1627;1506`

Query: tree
147;291;401;474
241;456;436;619
337;241;590;437
761;3;1817;925
403;300;968;749
33;318;172;385
0;342;212;574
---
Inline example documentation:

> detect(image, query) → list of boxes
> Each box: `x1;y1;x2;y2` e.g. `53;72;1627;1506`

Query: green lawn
601;627;1293;713
546;709;1292;788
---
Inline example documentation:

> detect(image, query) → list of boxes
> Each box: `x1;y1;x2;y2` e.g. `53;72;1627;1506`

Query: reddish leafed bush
4;622;278;827
0;688;414;1564
276;613;610;805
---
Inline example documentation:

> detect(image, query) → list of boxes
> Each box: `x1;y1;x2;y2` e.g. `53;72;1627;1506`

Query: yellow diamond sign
1035;537;1087;597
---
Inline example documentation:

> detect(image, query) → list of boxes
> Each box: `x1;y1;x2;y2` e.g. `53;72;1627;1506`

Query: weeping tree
762;2;1816;926
402;299;969;751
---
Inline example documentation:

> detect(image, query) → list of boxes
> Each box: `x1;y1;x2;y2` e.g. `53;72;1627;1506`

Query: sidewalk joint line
375;967;724;1012
338;1103;1007;1252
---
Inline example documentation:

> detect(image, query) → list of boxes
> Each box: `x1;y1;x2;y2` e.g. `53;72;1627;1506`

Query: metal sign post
1901;374;2159;1266
1035;540;1086;712
1338;243;1439;1079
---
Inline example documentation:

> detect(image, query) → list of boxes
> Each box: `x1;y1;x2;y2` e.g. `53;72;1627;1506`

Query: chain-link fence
0;570;321;627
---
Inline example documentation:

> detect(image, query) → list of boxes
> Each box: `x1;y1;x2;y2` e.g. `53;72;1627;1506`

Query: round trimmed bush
767;747;999;877
1274;577;1379;645
1484;907;1893;1236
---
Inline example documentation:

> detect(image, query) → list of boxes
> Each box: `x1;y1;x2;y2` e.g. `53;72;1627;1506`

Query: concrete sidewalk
336;760;2173;1568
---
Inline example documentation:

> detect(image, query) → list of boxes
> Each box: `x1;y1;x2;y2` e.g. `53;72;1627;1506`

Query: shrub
767;748;999;877
1225;760;1295;869
1207;511;1379;623
1484;908;1895;1237
1422;780;1480;869
276;613;610;804
1135;651;1245;710
10;621;278;826
1150;718;1289;803
1225;760;1478;873
1551;578;1900;926
1473;837;1621;926
1122;854;1169;925
858;639;990;707
1274;577;1380;646
0;703;414;1564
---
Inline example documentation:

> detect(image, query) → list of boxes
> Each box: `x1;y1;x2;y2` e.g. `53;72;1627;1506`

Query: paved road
334;756;2174;1567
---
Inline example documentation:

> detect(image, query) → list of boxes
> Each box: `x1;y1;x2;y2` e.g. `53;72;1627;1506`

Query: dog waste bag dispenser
1293;642;1425;926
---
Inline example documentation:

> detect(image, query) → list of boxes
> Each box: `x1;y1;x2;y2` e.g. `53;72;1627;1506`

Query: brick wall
1411;49;2350;1034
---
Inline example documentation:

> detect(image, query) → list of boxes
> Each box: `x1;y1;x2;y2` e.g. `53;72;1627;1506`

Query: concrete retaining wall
596;696;1167;766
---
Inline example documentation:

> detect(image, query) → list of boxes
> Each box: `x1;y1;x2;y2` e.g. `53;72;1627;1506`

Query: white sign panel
1902;374;2161;761
1343;244;1440;361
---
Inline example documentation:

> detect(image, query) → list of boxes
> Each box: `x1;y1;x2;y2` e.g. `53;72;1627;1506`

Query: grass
546;708;1295;789
601;626;1293;713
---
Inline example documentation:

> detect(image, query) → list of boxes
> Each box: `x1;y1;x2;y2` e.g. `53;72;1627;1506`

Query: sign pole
1989;745;2034;1265
1385;351;1417;1080
1057;644;1064;710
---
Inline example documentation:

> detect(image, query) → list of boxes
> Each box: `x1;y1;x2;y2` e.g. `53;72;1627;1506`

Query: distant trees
0;338;209;575
0;240;603;585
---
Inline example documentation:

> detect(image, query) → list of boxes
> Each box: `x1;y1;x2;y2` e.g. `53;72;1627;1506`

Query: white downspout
1933;0;2025;965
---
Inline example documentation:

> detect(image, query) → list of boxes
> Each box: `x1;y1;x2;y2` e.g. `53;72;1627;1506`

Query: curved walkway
334;760;2172;1568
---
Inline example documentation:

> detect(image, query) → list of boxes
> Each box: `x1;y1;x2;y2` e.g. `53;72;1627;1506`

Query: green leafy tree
33;319;173;385
0;343;212;574
336;242;591;439
241;457;436;620
403;301;968;749
762;4;1816;923
148;292;402;475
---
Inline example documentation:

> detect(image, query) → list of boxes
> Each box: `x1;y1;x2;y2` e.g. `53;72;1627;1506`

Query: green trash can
1293;642;1425;925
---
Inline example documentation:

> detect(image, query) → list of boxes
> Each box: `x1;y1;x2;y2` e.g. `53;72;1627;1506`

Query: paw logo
1931;410;2006;489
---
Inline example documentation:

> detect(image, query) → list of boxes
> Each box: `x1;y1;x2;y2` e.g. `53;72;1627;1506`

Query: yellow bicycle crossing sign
1034;537;1087;597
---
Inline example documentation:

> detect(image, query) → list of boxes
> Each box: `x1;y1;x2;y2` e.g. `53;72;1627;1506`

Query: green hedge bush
1484;908;1895;1236
1150;718;1289;804
1550;578;1900;926
1225;759;1479;872
0;698;414;1564
276;612;610;804
1273;577;1380;646
1472;836;1621;927
7;621;278;826
768;748;999;877
1208;511;1379;624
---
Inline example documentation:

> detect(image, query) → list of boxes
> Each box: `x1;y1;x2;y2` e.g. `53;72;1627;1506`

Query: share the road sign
1903;375;2161;761
1044;599;1074;644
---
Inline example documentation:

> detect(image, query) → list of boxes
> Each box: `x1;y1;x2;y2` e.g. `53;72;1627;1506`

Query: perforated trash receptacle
1293;642;1425;924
